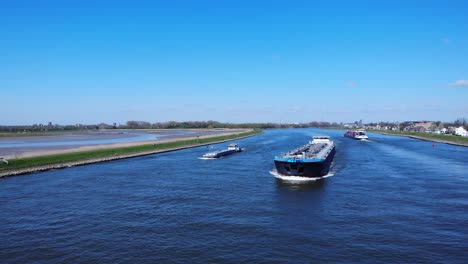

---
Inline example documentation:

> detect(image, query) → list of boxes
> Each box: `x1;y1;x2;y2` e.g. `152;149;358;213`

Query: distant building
414;126;426;132
413;121;433;130
455;126;468;137
448;126;457;134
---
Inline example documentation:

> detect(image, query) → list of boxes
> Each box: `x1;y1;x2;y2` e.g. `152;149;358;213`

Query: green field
368;130;468;144
0;129;261;173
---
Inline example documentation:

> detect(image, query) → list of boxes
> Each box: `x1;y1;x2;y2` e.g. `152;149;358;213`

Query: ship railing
318;143;334;158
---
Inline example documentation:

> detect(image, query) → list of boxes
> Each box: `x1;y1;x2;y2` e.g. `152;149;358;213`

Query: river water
0;129;467;263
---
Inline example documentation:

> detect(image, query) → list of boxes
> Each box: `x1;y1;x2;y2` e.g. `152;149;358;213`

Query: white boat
344;130;368;140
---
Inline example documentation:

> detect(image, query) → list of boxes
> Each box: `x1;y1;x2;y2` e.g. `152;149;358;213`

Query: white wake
269;170;334;183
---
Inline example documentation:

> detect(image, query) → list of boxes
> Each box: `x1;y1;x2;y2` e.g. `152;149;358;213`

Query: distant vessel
202;144;242;159
344;130;368;140
273;136;335;179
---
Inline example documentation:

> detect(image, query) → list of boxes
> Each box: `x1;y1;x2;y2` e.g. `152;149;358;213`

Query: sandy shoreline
0;129;259;178
375;132;468;147
0;128;249;159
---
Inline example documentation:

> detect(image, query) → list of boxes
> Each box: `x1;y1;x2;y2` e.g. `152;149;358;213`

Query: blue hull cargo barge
273;136;335;180
202;144;242;159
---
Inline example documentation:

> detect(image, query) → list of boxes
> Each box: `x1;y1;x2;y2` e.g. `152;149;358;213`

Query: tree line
124;120;340;129
366;118;468;131
0;120;341;132
2;118;465;133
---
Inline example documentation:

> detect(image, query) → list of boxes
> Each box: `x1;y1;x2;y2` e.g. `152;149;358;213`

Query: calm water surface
1;129;467;263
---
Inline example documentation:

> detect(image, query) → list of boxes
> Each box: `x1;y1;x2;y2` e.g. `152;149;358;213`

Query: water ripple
0;129;467;263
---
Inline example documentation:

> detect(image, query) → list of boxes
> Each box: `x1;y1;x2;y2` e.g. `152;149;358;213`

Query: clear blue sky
1;0;467;125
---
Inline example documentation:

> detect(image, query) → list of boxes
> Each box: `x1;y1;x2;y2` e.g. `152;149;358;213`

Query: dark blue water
1;129;467;263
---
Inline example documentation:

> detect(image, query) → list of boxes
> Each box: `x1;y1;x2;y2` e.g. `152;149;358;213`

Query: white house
455;126;468;137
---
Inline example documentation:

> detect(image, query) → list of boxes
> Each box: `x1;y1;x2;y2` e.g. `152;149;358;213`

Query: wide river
1;129;467;263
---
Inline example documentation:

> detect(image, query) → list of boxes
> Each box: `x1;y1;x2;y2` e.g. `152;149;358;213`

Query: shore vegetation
369;130;468;145
0;129;261;175
0;121;340;135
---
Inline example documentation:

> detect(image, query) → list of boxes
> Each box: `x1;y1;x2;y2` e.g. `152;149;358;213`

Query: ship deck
281;142;333;160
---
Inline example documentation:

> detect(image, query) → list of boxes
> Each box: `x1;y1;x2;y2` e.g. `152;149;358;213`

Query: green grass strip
0;129;262;173
368;130;468;144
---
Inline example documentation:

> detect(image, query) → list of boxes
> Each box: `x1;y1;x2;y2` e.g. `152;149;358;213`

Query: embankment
371;131;468;147
0;129;262;178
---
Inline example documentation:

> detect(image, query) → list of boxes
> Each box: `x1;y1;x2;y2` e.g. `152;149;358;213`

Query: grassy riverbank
369;130;468;146
0;129;262;176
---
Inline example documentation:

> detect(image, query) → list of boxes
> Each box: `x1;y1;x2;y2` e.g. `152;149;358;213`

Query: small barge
202;144;242;159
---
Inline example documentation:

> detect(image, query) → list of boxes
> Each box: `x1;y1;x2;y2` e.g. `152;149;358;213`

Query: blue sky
1;0;467;125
